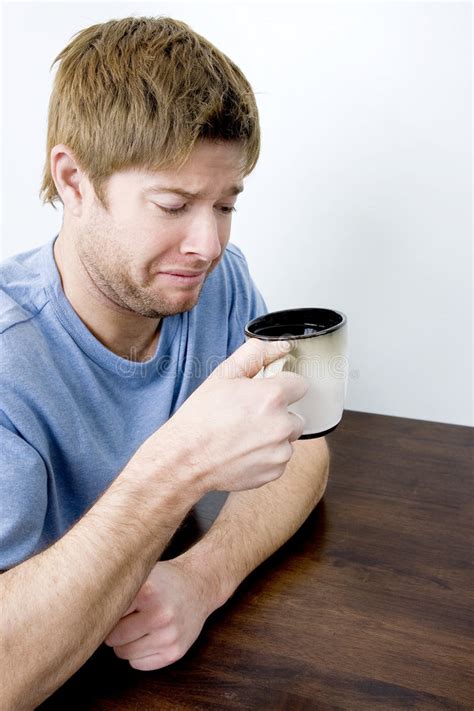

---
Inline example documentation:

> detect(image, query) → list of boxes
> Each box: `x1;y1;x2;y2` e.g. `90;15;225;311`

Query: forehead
108;141;246;196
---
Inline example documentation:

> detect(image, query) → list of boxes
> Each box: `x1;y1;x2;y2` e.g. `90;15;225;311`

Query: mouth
158;270;207;286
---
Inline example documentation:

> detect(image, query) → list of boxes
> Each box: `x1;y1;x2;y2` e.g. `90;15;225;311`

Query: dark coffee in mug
253;324;321;338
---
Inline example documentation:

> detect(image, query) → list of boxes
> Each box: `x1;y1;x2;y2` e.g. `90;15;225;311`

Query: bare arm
0;338;307;708
0;451;198;711
177;437;330;609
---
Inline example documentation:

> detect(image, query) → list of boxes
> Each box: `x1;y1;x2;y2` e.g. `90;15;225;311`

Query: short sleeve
0;410;48;570
225;244;269;357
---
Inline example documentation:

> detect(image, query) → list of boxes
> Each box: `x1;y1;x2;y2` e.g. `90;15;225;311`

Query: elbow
309;436;330;506
313;436;330;506
323;438;331;485
318;443;330;502
291;435;330;508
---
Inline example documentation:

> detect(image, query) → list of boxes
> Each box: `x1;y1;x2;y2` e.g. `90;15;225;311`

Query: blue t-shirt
0;236;267;569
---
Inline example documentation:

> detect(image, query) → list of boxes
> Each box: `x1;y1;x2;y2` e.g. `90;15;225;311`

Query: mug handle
255;352;297;379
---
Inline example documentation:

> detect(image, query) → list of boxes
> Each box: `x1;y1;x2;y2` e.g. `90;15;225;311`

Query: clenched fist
104;558;214;671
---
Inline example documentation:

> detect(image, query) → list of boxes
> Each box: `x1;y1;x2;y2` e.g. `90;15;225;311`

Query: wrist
138;420;214;505
175;546;235;613
128;428;206;507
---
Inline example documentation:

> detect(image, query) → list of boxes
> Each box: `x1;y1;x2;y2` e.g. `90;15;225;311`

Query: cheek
141;208;183;247
117;210;176;259
135;226;184;273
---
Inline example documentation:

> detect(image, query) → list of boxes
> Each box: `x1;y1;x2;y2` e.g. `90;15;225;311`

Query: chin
142;295;201;318
131;275;208;316
162;285;205;313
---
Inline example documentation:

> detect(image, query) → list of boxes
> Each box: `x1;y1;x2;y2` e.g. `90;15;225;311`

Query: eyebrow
143;184;244;199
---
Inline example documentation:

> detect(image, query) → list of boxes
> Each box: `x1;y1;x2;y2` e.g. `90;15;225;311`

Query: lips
157;270;207;285
162;271;206;277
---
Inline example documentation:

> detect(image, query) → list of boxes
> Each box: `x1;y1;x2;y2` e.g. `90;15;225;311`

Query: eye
156;204;187;215
151;202;236;216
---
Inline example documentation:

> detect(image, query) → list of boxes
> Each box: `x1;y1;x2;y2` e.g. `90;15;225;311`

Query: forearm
1;455;197;711
178;437;330;608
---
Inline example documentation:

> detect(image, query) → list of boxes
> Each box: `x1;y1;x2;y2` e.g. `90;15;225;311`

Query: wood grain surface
39;410;473;710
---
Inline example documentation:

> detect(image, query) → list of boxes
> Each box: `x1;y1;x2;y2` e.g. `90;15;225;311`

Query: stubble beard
75;223;216;319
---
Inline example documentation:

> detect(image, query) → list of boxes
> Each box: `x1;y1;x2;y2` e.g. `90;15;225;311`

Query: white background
1;1;472;426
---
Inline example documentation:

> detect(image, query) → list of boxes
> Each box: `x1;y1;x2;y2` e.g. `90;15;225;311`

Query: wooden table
39;411;473;710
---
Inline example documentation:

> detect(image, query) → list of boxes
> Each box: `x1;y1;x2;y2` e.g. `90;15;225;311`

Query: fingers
107;611;178;661
112;630;173;661
129;651;173;671
214;338;293;380
122;599;138;617
272;370;310;407
104;610;146;647
287;411;306;442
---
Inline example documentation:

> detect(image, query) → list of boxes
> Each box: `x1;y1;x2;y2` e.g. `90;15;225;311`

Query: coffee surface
254;323;323;338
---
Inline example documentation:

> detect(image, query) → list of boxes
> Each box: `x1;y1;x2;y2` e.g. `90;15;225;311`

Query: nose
179;210;223;263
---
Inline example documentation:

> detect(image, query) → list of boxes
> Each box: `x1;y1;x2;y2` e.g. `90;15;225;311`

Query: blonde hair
40;16;260;209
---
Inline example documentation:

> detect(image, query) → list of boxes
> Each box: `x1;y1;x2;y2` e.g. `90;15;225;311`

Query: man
0;16;330;708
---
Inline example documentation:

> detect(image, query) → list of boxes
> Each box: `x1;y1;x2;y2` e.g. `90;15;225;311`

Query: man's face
72;140;245;318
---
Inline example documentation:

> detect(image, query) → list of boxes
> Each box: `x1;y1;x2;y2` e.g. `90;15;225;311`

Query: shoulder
222;241;251;271
0;244;49;337
223;241;249;264
0;246;51;385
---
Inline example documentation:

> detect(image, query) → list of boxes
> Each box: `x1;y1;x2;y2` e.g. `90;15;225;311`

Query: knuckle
285;421;296;440
108;634;121;648
153;605;174;628
289;416;305;441
283;442;294;462
138;581;155;603
268;448;282;465
265;383;285;409
268;463;286;482
163;625;179;646
168;642;185;663
272;418;293;443
274;422;292;442
113;646;127;660
129;657;149;671
276;442;293;464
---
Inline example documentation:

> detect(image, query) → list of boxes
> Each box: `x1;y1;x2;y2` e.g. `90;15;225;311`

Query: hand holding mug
140;338;309;493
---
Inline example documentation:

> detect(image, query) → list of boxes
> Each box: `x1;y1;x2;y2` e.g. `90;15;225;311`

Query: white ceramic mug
245;308;348;438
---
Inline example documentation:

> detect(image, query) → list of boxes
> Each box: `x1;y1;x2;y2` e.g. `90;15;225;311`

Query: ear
50;144;86;217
